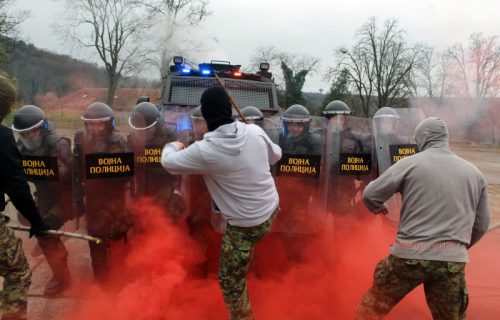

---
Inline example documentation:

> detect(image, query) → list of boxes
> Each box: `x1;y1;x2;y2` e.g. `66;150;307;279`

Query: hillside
0;37;159;107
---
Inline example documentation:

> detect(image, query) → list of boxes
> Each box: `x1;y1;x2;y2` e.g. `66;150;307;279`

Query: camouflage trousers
219;206;279;320
356;255;468;320
0;216;31;320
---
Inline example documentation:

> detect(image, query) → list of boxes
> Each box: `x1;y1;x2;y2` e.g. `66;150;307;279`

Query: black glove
29;220;51;238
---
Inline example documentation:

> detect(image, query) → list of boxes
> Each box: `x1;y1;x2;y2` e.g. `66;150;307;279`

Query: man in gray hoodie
356;117;490;320
161;87;281;320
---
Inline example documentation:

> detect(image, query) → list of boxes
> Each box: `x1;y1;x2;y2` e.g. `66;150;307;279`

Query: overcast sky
14;0;500;92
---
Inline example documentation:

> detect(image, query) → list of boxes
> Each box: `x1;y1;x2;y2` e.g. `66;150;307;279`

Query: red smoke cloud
62;191;498;319
67;198;225;319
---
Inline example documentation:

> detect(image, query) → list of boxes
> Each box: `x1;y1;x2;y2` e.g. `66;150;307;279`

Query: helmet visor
128;114;157;131
15;127;43;150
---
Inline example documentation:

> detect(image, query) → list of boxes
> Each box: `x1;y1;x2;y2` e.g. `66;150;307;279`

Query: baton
8;225;102;244
213;73;248;124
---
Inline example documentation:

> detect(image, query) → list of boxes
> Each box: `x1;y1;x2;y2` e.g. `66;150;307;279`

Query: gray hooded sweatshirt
363;117;490;262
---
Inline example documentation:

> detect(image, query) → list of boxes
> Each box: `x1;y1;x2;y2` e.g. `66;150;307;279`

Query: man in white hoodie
161;86;281;320
356;117;490;320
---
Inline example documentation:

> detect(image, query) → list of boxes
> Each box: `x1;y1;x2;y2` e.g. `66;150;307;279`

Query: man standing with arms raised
161;86;281;320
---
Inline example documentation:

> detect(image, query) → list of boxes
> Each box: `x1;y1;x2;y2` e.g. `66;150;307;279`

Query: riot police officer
275;104;324;263
280;104;322;155
11;105;72;295
322;100;372;218
128;102;185;221
371;106;424;222
73;102;132;284
372;106;408;176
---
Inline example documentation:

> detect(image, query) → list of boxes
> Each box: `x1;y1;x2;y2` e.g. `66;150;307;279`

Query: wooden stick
213;73;248;124
9;225;102;244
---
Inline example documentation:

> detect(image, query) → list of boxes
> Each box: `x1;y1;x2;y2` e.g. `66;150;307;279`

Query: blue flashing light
181;68;191;73
201;69;211;75
176;114;192;132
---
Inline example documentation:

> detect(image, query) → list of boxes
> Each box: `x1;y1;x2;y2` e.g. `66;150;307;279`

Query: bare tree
0;0;28;36
0;0;29;62
57;0;153;106
443;32;500;101
329;17;426;116
144;0;211;79
409;48;450;98
248;46;319;91
248;45;281;72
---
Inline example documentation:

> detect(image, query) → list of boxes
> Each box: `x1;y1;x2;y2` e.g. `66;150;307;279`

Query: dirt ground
452;143;500;226
2;143;499;319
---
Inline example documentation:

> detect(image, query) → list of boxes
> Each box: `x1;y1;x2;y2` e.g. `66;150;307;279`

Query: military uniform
73;129;132;283
0;217;31;320
15;131;72;294
219;206;279;320
356;255;468;320
275;105;324;263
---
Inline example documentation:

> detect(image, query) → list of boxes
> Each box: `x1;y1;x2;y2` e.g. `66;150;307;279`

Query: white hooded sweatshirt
162;121;281;227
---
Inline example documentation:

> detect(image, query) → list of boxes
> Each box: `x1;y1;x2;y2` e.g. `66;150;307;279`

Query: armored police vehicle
159;56;281;118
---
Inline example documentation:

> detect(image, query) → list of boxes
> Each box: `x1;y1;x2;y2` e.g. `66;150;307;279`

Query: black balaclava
200;86;234;131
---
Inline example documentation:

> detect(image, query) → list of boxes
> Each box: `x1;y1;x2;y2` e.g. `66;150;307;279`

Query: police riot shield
169;106;223;234
324;115;373;221
73;125;134;238
373;107;425;221
13;121;74;230
262;114;281;143
128;106;187;223
273;116;327;233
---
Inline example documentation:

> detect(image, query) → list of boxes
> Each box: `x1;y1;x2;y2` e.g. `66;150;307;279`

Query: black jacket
0;124;42;225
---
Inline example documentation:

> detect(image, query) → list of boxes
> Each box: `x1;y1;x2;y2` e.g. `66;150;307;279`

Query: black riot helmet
82;102;114;137
12;105;47;132
240;106;264;126
373;106;400;135
282;104;311;137
323;100;351;119
129;102;160;130
283;104;311;122
12;105;49;150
